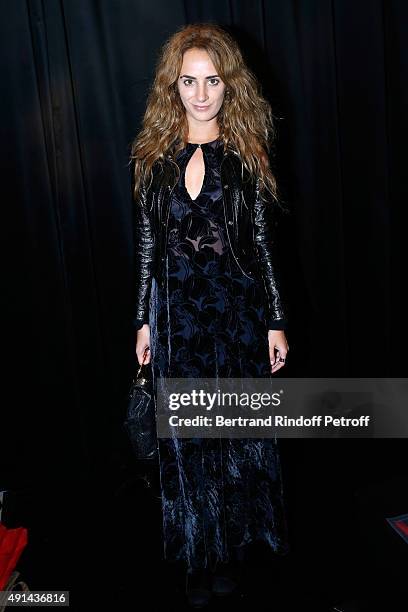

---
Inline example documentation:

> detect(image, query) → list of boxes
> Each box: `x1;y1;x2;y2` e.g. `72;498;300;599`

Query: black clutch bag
124;347;158;460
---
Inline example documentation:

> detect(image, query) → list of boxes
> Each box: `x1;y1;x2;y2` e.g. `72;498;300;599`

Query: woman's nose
196;84;208;102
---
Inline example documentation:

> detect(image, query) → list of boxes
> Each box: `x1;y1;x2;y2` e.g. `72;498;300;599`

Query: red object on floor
394;519;408;536
0;522;28;589
386;512;408;544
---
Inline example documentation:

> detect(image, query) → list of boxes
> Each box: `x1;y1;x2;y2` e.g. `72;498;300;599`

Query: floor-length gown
148;137;289;570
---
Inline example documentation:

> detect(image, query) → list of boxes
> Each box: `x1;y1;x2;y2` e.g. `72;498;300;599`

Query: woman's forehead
180;48;216;73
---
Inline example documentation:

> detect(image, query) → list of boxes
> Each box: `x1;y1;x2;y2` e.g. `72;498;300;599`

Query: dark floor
1;439;407;611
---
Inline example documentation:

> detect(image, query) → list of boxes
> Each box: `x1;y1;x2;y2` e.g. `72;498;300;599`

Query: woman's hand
136;324;151;365
268;330;289;374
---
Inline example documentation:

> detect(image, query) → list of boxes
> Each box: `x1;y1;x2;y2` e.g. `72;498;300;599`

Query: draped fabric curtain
1;0;407;482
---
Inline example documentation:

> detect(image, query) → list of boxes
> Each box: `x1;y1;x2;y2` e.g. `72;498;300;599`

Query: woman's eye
182;78;220;86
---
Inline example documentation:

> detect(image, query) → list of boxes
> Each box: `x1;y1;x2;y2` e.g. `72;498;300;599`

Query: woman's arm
132;179;155;329
252;177;289;371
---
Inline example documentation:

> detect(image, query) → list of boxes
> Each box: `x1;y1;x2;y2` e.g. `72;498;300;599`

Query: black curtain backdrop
1;3;407;602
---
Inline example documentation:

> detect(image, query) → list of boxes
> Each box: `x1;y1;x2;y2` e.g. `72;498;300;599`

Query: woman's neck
187;131;220;144
187;119;219;144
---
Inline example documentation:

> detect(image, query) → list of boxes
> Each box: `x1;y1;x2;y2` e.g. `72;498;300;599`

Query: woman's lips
193;104;210;111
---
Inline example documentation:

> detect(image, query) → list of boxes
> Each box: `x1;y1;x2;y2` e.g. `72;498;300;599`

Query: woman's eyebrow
179;74;219;79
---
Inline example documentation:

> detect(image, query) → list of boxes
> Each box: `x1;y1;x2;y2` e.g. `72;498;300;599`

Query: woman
130;23;290;608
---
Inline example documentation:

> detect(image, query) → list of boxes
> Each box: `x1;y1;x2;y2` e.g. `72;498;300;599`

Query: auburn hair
130;22;282;204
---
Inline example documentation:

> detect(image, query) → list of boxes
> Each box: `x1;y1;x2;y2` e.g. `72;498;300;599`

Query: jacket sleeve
253;177;288;331
132;177;155;330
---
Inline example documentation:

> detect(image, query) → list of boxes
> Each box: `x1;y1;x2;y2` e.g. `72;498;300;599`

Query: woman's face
177;48;226;127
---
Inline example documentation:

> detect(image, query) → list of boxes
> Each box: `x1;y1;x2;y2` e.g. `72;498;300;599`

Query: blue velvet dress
148;138;289;570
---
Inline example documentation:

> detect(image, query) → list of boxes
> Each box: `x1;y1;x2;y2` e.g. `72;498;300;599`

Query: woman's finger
270;349;276;365
270;347;287;372
270;346;281;364
136;346;151;365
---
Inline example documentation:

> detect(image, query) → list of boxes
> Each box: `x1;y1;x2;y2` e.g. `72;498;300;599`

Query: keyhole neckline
183;143;208;202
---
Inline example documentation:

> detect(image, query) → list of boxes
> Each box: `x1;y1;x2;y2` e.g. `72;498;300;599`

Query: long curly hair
130;23;282;204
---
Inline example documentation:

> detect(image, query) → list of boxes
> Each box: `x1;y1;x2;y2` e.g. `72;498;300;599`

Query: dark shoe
185;567;212;608
211;572;238;596
211;549;244;597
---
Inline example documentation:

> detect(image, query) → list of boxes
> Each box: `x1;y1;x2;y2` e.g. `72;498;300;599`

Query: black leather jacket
133;148;287;331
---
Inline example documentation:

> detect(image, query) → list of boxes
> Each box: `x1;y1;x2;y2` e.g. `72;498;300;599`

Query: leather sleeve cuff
266;318;287;331
133;318;149;330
